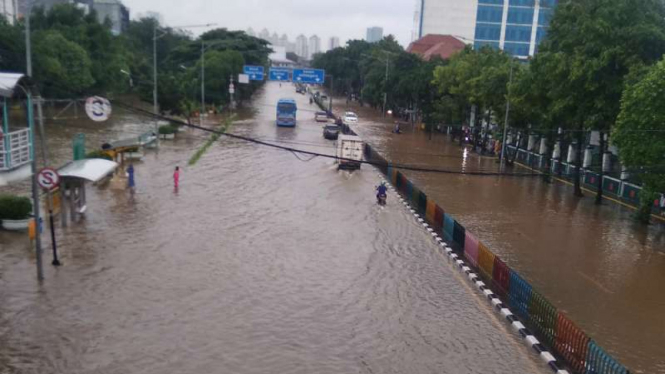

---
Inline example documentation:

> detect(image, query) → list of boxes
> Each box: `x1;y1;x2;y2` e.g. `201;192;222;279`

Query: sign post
37;167;61;266
243;65;265;81
269;68;291;82
293;68;326;84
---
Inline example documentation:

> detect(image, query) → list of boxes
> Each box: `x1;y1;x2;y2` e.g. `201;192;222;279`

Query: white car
343;112;358;124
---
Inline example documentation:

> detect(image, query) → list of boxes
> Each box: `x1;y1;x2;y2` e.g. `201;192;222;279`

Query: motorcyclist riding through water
376;182;388;204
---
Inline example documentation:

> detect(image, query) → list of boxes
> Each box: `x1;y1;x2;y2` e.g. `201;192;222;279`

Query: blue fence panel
405;180;414;203
386;165;393;180
444;214;455;243
453;220;465;249
585;340;629;374
508;270;532;321
418;191;427;215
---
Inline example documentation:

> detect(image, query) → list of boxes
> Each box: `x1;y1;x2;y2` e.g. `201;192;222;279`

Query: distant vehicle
315;111;329;122
343;111;358;124
336;134;363;170
276;98;297;127
323;125;340;140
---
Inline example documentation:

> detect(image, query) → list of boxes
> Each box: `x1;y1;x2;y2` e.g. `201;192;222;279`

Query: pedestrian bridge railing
363;142;630;374
0;128;32;171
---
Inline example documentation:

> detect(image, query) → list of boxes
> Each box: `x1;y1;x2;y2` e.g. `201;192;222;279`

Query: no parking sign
85;96;112;122
37;167;60;191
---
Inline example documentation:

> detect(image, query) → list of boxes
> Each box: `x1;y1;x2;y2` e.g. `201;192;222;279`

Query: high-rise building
328;36;340;50
259;28;270;41
366;27;383;43
1;0;18;24
91;0;129;35
414;0;557;58
308;35;321;59
295;34;308;59
279;34;289;47
246;27;256;37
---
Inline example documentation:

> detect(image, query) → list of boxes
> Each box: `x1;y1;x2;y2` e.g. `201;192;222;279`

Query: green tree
613;58;665;223
33;30;94;96
539;0;665;199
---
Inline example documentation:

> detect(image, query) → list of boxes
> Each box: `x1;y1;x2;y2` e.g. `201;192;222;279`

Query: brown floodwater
0;83;548;374
341;99;665;374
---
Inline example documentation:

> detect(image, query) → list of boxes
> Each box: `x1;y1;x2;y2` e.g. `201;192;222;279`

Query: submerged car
323;125;340;140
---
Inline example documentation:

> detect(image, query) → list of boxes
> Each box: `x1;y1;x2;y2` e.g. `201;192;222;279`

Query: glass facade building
416;0;557;58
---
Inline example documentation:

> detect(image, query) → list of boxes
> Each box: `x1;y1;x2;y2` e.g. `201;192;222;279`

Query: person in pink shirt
173;166;180;189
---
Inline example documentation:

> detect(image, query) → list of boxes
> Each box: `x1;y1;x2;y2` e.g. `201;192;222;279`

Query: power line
112;100;571;178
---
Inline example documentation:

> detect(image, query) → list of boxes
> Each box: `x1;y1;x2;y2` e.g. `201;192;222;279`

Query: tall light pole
499;60;514;172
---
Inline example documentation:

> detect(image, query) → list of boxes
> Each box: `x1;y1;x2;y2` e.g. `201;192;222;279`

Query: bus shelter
57;158;117;226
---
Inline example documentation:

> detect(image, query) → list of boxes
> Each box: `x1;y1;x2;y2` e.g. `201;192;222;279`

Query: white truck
336;134;363;170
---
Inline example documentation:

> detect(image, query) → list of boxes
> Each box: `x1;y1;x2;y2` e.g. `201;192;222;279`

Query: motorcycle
377;193;387;206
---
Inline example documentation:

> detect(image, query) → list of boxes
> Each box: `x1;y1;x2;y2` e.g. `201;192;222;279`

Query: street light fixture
120;69;133;87
153;22;216;116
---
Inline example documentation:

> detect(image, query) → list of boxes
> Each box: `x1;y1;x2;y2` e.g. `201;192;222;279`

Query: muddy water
344;101;665;374
0;83;547;374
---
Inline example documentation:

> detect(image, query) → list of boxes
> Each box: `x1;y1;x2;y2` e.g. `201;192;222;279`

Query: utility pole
500;61;514;172
382;57;388;117
35;97;60;266
201;39;205;125
24;4;43;280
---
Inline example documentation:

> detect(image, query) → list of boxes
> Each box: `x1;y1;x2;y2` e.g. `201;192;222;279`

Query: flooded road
0;83;547;374
343;101;665;374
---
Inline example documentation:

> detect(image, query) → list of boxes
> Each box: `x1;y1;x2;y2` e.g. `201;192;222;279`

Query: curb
378;174;570;374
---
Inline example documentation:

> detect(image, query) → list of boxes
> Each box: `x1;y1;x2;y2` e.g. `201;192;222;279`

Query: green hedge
158;124;177;135
0;195;32;220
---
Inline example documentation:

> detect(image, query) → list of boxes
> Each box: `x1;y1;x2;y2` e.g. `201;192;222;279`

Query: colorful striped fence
362;143;629;374
464;231;479;268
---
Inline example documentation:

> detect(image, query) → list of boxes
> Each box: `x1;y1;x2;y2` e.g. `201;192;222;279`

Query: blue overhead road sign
293;68;325;84
243;65;265;81
269;68;291;82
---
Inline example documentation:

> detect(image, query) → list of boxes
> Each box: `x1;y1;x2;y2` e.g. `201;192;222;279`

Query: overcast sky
123;0;417;48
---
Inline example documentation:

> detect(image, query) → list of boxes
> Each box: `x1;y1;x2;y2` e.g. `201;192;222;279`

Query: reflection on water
347;102;665;374
0;84;547;374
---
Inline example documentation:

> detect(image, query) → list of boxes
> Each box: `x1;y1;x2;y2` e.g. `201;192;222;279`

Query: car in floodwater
323;124;340;140
343;111;358;124
315;111;329;122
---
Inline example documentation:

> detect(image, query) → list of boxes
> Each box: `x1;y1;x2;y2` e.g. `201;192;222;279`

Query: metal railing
0;128;32;171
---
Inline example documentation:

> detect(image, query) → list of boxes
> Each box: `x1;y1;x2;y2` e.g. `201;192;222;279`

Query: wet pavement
0;83;547;374
339;100;665;374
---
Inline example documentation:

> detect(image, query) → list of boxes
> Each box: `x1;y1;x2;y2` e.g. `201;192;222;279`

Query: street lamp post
499;60;514;172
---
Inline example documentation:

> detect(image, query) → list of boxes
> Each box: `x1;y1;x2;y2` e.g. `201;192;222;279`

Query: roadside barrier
508;270;532;321
586;341;629;374
443;214;455;243
477;242;494;282
555;313;590;374
464;231;479;267
426;200;437;227
362;142;629;374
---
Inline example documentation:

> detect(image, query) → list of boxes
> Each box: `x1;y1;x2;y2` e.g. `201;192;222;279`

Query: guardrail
363;142;630;374
506;145;664;213
0;128;32;171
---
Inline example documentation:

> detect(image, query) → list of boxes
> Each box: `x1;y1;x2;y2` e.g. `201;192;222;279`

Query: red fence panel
434;205;444;233
555;312;590;374
492;257;510;300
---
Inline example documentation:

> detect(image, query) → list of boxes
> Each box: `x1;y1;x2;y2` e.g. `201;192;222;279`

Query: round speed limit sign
37;167;60;190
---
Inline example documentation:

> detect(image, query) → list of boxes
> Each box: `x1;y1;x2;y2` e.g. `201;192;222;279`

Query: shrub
158;124;177;135
0;195;32;220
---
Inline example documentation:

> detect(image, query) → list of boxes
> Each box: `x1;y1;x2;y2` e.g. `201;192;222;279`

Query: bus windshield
277;102;296;114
